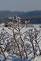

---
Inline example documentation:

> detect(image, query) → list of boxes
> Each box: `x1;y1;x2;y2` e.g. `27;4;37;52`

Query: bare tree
0;18;41;61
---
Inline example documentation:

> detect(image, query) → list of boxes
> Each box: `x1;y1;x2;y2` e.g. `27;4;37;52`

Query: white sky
0;0;41;11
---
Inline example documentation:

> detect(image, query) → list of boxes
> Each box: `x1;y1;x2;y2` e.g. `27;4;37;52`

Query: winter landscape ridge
0;0;41;61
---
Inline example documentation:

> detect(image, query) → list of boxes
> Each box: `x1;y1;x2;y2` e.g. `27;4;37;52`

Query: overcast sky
0;0;41;11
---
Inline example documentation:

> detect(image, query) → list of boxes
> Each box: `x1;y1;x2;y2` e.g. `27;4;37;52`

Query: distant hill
25;10;41;17
0;10;41;24
0;10;41;18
